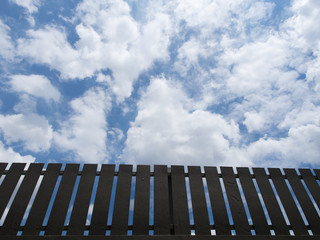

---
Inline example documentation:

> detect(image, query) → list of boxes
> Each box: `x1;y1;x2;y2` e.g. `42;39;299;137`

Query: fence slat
111;165;132;235
299;169;320;210
237;167;270;235
133;165;150;235
253;168;288;235
0;163;7;178
154;165;171;235
45;164;79;235
0;164;43;235
204;166;230;235
68;164;97;235
171;166;190;235
284;169;320;235
22;164;62;236
221;167;250;235
188;166;210;235
0;163;26;219
268;168;308;235
90;164;115;235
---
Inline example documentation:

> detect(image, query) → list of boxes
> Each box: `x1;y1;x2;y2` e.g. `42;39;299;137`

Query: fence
0;162;319;239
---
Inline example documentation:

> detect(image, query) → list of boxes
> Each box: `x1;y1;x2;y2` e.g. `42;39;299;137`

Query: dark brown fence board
90;164;115;235
268;168;308;235
0;163;7;177
253;168;289;235
171;166;190;235
153;165;171;235
284;168;320;235
0;163;26;219
204;166;230;235
187;166;210;235
111;165;133;235
221;167;250;235
0;163;319;238
45;164;79;235
314;169;320;182
299;169;320;210
237;167;270;235
68;164;97;235
22;164;62;236
0;163;43;235
133;165;150;235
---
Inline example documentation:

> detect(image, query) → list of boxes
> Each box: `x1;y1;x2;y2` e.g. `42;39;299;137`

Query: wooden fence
0;162;320;239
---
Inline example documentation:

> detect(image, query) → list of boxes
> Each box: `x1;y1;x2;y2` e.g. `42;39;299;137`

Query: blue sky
0;0;320;168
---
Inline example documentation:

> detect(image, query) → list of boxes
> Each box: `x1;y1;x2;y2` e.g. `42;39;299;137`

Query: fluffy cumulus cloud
0;141;35;163
53;88;110;163
0;113;53;152
17;0;173;102
122;77;244;166
9;74;60;102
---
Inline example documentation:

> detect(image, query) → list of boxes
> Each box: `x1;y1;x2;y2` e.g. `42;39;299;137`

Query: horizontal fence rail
0;162;320;239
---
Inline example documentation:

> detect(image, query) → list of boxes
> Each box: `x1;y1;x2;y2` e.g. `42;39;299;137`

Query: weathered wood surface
0;163;319;239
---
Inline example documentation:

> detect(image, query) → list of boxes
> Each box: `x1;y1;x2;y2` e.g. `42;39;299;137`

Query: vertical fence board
237;167;270;235
111;165;132;235
284;169;320;235
0;163;7;178
188;166;210;235
0;164;43;235
0;163;26;219
133;165;150;235
45;164;79;235
221;167;251;235
90;164;115;235
253;168;289;235
22;164;62;236
299;169;320;210
171;166;190;235
268;168;308;235
204;166;230;235
314;169;320;183
154;165;171;235
68;164;97;235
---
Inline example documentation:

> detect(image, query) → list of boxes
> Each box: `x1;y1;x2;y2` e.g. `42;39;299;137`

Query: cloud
122;77;244;166
0;20;15;61
10;0;41;13
9;74;60;102
245;124;320;167
0;113;53;152
0;141;35;163
17;0;173;102
53;87;110;163
243;111;265;133
10;0;41;26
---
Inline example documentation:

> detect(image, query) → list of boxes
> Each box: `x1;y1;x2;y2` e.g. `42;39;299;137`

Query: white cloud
0;141;35;163
122;77;244;166
17;0;173;102
245;124;320;167
53;88;110;163
243;111;265;133
0;20;15;61
17;26;80;78
10;0;41;13
0;113;53;152
9;74;60;102
10;0;41;26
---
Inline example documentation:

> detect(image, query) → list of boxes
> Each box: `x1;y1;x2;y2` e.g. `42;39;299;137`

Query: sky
0;0;320;168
